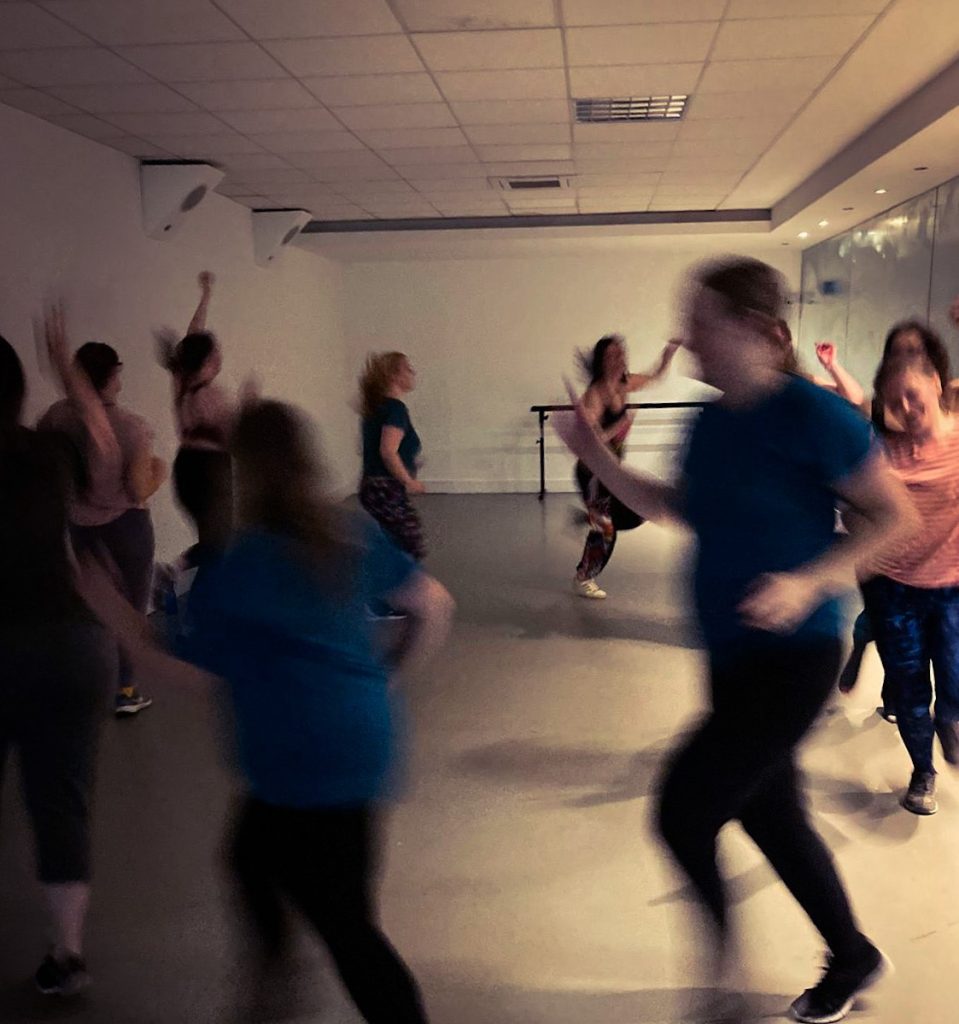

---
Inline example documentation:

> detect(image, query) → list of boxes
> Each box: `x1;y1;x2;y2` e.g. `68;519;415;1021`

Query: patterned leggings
574;461;642;581
359;477;426;561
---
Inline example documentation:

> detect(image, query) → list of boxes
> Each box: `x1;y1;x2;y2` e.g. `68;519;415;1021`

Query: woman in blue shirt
82;398;453;1024
358;351;425;561
555;257;913;1024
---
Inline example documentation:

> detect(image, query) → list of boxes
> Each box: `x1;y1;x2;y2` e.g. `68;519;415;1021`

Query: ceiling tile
379;145;479;164
106;136;171;157
357;126;466;148
250;130;366;153
432;201;508;215
573;121;679;143
727;0;884;16
647;197;719;210
579;198;651;212
259;183;338;199
218;152;294;171
391;0;556;32
449;98;569;124
49;82;197;114
145;132;266;155
434;68;567;101
46;111;126;139
335;103;456;130
562;0;725;24
654;183;728;195
283;149;395;171
671;138;767;158
118;42;287;82
696;56;836;94
301;165;401;182
567;23;718;66
38;0;245;44
225;193;269;207
686;90;806;120
575;172;660;187
217;108;341;133
0;87;77;116
574;156;667;172
399;162;488;178
506;194;577;206
710;16;874;60
474;143;571;161
301;73;441;106
568;63;701;97
334;181;419;196
574;186;656;197
214;0;401;38
413;28;563;71
657;169;740;185
483;160;575;175
173;79;318;111
363;200;440;217
0;47;151;86
262;36;423;77
103;110;225;134
215;180;257;196
233;167;313;186
0;2;90;47
666;155;750;172
464;123;570;145
677;116;785;140
411;179;496;192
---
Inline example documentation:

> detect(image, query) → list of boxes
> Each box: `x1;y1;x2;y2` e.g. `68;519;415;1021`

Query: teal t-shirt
362;398;421;478
682;374;873;657
184;518;417;808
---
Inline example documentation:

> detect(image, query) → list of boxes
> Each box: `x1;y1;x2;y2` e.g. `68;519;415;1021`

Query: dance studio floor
2;494;958;1023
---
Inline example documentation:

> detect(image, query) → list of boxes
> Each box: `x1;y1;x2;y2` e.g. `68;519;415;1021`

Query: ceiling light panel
575;95;687;122
213;0;402;38
117;42;287;82
300;73;442;107
566;23;719;66
413;29;563;72
391;0;557;33
261;36;423;77
38;0;245;45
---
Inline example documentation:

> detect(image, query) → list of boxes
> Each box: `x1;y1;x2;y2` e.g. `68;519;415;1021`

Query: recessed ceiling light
818;219;829;227
875;188;887;194
842;206;854;211
798;231;809;239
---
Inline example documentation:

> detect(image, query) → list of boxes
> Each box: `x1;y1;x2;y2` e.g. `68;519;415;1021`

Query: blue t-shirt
183;518;417;809
682;374;873;657
362;398;421;478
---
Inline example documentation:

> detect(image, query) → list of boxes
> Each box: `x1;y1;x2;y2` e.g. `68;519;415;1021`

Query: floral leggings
574;461;643;581
359;477;426;561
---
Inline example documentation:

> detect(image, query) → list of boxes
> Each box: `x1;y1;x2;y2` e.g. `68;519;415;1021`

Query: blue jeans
862;576;959;773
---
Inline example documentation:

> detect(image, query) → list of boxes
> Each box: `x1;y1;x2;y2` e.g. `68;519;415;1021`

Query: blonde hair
359;351;407;420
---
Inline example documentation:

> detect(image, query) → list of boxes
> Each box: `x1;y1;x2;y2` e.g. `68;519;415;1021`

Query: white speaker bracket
251;208;312;266
140;160;223;240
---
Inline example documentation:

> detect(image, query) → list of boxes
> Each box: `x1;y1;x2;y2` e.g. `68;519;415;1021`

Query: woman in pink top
862;351;959;815
158;272;235;566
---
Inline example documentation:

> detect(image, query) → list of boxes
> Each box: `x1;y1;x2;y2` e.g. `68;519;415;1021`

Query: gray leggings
0;621;115;882
71;507;154;688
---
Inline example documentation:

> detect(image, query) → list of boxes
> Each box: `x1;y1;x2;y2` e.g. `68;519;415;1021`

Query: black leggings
228;796;428;1024
657;637;867;960
172;447;233;555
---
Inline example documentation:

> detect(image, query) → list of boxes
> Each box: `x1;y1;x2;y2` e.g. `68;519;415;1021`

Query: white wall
342;246;801;493
0;102;354;561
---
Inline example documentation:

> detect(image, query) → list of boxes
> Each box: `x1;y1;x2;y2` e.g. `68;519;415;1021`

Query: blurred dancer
572;334;679;599
555;257;912;1023
1;310;118;995
40;341;165;715
861;352;959;815
80;398;453;1024
157;271;235;571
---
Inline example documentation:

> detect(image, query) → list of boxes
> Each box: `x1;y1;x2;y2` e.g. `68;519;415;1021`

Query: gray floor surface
2;494;957;1023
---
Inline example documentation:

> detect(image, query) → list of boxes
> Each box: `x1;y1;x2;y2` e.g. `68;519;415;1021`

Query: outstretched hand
36;301;72;385
198;270;215;292
738;572;822;635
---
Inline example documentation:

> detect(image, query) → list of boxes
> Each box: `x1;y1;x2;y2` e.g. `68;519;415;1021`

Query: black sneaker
35;953;90;996
791;943;889;1023
902;769;937;815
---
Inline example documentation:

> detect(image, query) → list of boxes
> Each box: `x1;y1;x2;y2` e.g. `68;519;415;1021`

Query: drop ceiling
1;0;958;244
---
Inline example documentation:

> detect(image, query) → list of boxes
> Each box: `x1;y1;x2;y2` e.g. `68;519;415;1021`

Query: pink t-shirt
39;399;153;527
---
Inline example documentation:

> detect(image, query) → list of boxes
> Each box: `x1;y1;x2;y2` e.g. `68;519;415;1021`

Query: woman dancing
573;334;679;599
554;257;912;1022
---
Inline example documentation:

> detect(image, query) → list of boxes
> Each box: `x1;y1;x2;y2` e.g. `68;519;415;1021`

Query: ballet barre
530;402;705;500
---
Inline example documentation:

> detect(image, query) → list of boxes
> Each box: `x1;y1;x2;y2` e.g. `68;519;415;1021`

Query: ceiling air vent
575;95;688;123
492;175;573;191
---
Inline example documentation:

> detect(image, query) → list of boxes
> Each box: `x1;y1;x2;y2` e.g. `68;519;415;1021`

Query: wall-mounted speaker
140;160;224;240
251;208;312;266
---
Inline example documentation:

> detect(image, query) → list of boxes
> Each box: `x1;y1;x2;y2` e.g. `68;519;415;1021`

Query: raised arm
813;341;865;407
553;384;683;524
187;271;215;335
626;338;681;391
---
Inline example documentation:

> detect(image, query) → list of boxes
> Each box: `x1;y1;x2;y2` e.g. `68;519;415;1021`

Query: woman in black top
573;334;680;599
358;351;424;561
0;310;117;997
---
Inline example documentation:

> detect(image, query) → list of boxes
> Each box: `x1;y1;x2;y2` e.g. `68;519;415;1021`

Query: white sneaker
574;578;607;599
